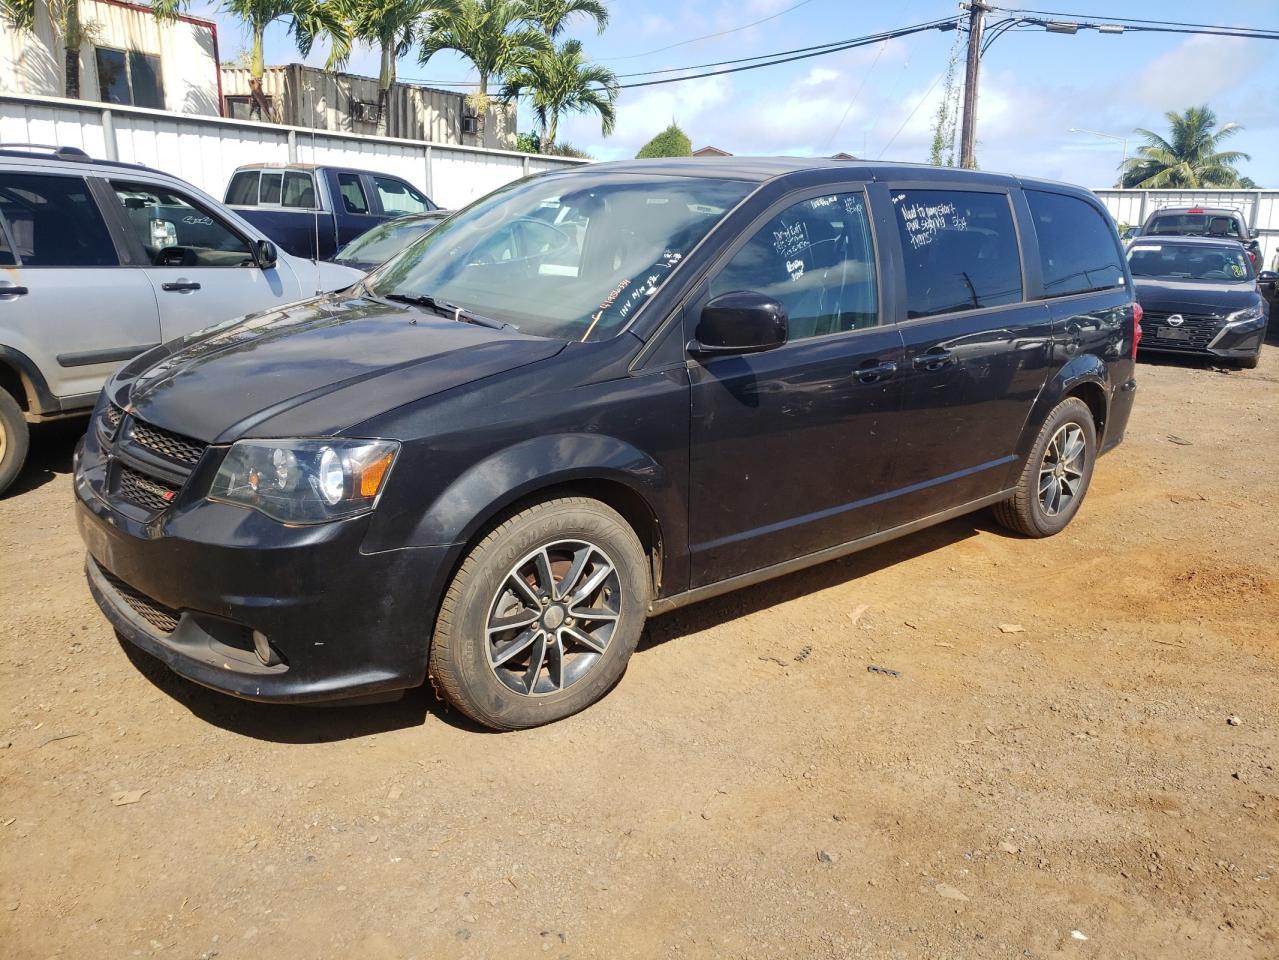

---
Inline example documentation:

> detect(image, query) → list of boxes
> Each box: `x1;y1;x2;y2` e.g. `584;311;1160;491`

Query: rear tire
429;497;649;730
0;389;30;497
993;396;1096;538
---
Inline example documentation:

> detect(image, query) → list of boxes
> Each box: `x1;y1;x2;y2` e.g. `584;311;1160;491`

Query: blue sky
192;0;1279;188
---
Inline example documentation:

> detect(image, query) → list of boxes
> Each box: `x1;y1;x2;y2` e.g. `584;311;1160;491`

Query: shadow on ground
5;417;88;497
121;512;994;742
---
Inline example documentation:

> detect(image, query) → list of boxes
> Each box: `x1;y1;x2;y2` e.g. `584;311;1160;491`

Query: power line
610;18;959;91
990;6;1279;34
877;69;945;159
821;0;917;152
600;0;820;62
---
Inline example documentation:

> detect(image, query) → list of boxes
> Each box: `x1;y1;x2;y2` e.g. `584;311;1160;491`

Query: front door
688;189;904;586
876;186;1053;527
102;178;301;342
0;171;159;403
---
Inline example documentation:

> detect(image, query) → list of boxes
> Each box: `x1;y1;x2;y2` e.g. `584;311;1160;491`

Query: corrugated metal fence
1094;188;1279;271
0;93;584;210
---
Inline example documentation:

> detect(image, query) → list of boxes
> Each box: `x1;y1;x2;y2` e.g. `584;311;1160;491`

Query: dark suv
1139;206;1264;270
75;159;1139;730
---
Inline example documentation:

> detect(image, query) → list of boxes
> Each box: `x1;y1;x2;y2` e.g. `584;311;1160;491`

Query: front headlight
209;438;399;523
1226;304;1264;324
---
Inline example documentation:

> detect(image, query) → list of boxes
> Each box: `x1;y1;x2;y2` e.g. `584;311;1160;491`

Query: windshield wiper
382;292;512;331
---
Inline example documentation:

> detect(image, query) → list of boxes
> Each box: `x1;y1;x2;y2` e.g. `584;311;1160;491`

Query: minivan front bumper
76;467;452;703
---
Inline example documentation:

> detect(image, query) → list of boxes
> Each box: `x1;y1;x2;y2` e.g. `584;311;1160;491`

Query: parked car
76;158;1139;730
333;211;451;272
0;145;362;496
225;164;438;262
1127;235;1272;368
1136;206;1265;271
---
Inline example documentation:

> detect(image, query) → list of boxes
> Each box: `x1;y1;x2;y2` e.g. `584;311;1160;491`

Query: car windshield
337;216;445;265
1127;242;1254;282
364;172;752;340
1146;213;1241;238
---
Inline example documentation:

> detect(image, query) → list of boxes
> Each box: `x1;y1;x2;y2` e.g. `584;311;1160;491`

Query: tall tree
153;0;348;119
418;0;549;117
502;38;616;150
331;0;429;129
525;0;606;37
1120;105;1250;189
635;123;691;159
2;0;86;98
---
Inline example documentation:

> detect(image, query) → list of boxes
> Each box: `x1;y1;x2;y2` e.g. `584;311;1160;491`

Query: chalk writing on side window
898;199;966;250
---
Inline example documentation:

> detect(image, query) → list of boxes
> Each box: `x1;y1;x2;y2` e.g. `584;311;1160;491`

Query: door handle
855;360;897;383
161;280;201;292
0;284;29;299
912;349;954;371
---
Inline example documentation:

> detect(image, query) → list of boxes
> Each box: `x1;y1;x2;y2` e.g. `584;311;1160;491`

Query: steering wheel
155;246;196;267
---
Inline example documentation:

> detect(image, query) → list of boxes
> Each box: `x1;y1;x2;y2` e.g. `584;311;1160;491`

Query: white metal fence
1094;188;1279;272
0;93;585;210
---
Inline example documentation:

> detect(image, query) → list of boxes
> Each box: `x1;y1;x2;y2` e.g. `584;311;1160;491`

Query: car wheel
0;389;30;497
993;396;1096;538
429;497;649;730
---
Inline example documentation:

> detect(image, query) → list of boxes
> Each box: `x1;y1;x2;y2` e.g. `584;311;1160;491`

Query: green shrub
636;124;692;159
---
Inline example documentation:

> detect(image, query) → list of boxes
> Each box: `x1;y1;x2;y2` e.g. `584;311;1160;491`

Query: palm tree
525;0;607;37
1120;106;1250;189
331;0;429;129
503;37;615;150
153;0;348;119
2;0;86;98
418;0;549;115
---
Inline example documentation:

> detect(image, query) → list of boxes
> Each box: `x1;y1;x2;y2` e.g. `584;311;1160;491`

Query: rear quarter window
1026;190;1125;298
226;171;259;206
891;189;1022;319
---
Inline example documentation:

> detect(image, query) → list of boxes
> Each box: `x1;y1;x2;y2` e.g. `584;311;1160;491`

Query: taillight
1131;302;1143;359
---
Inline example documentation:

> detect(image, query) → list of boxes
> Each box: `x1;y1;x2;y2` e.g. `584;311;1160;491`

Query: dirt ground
2;344;1277;960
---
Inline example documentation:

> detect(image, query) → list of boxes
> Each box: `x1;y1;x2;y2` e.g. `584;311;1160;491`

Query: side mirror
254;239;278;269
1258;270;1278;284
690;291;788;356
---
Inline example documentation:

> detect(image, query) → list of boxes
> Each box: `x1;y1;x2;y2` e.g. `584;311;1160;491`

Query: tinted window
893;190;1021;318
337;173;369;214
1127;242;1253;282
109;181;252;267
711;192;878;339
282;171;316;209
96;48;130;104
1026;190;1125;298
373;176;432;215
259;172;282;205
129;52;164;109
0;173;117;266
225;171;259;206
1147;213;1243;238
336;216;444;265
95;47;163;108
0;210;15;266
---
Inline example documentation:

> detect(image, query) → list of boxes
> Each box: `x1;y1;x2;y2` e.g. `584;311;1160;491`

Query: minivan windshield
364;172;752;340
1127;242;1253;283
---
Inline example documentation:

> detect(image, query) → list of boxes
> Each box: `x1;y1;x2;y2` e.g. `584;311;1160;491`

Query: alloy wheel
1038;423;1086;517
485;539;621;697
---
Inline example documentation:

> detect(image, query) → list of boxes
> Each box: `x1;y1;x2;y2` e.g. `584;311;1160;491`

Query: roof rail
0;144;92;160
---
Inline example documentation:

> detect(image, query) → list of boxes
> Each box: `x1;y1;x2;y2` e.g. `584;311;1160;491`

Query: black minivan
75;159;1139;729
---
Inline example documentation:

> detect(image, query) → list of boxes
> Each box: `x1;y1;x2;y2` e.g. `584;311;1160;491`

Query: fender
0;343;58;414
1006;352;1109;483
370;432;677;556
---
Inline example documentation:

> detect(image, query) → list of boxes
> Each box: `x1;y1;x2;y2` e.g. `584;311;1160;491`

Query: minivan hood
119;294;566;443
1132;277;1261;316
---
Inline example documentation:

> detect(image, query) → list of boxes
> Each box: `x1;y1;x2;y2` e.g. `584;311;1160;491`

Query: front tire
429;497;649;730
0;389;30;497
993;396;1097;538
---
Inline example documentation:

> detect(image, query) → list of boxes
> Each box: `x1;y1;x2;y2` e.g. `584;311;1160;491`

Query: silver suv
0;146;363;495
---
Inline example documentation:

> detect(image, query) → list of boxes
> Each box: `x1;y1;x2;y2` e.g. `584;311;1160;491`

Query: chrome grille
100;568;179;634
128;419;207;467
118;464;180;512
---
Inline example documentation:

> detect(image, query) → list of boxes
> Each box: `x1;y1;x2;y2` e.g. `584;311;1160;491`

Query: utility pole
959;1;987;169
